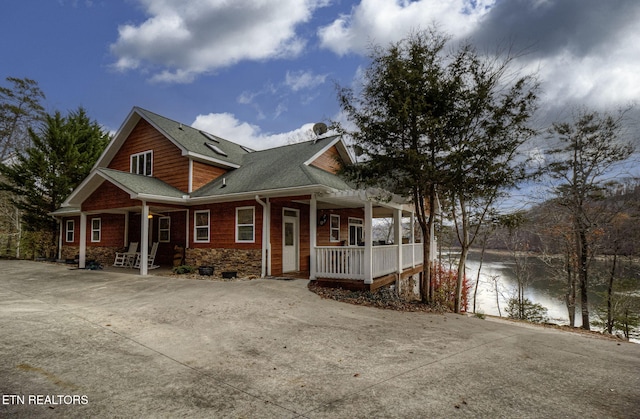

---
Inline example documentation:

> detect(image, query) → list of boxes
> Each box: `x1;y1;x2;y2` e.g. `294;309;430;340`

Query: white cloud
318;0;495;55
284;70;328;91
191;112;316;150
111;0;325;82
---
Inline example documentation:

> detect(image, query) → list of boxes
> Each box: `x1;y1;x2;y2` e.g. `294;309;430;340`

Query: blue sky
2;0;639;155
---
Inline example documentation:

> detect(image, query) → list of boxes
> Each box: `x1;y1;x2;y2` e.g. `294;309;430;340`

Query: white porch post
57;219;63;261
79;212;87;268
309;194;317;280
395;208;402;274
410;211;416;267
123;212;129;247
140;202;149;276
364;201;373;284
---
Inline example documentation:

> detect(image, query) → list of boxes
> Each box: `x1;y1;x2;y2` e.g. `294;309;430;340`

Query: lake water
444;249;640;340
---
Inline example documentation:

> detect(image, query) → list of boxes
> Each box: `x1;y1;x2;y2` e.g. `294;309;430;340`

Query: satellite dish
312;122;328;136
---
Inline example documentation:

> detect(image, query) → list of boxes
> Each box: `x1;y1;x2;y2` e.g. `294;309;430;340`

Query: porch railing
315;246;364;279
402;243;424;268
315;243;424;280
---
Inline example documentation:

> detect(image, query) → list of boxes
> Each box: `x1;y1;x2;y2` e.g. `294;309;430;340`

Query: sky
2;0;639;156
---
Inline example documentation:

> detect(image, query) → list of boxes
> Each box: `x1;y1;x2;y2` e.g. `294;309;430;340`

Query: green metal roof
192;136;354;197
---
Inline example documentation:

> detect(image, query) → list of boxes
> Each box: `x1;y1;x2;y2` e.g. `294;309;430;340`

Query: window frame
158;216;171;243
235;206;255;243
348;217;363;246
330;214;340;242
130;150;153;176
91;218;101;243
65;219;75;243
193;210;210;243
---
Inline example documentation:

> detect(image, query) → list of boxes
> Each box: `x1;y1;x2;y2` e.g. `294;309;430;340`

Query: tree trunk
606;252;617;334
578;229;590;330
473;235;488;314
455;246;468;313
565;249;576;327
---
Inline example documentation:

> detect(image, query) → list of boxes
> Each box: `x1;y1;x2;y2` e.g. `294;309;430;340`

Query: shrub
432;263;471;312
506;298;548;323
173;265;196;275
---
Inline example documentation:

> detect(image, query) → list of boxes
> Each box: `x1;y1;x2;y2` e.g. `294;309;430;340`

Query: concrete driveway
0;260;638;418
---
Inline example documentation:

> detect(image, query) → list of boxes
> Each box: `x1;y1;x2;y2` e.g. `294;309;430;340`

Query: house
53;107;428;292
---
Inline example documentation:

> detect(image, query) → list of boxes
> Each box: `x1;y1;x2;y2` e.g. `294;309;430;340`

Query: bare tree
544;108;635;330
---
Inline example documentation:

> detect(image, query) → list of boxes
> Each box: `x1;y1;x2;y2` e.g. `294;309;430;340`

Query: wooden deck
315;265;423;291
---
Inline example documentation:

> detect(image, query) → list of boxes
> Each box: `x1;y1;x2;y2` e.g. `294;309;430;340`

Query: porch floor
315;265;423;292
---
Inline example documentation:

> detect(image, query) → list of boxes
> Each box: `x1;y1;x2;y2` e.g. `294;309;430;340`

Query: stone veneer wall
397;273;421;302
61;246;79;261
88;247;121;266
61;246;122;267
185;248;262;278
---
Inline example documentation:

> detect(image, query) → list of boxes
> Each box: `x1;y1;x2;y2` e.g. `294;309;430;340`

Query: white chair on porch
113;242;139;267
134;242;160;270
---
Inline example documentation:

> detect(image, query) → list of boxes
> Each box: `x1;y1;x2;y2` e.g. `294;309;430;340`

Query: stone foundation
397;273;421;302
87;247;121;267
61;246;79;261
185;248;262;278
61;246;122;267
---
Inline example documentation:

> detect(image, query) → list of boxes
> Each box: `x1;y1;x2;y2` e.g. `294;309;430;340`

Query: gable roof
63;167;187;208
191;135;355;198
94;107;251;170
61;107;358;209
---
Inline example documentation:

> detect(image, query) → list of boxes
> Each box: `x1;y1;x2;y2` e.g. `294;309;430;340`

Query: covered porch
308;190;431;290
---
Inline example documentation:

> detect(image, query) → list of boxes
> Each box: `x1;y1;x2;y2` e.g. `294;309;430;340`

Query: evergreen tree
0;107;109;256
335;29;539;310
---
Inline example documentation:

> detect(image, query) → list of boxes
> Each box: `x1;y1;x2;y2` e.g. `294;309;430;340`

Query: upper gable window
130;150;153;176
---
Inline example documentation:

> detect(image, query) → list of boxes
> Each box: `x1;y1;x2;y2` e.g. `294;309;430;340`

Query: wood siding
310;145;342;174
62;214;125;249
315;208;365;246
83;181;140;212
86;214;125;247
107;119;190;192
189;201;262;250
192;161;226;191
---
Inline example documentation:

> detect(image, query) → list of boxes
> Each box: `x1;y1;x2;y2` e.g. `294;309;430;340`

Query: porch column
364;201;373;284
410;211;416;267
123;212;129;247
395;208;402;274
79;212;87;268
309;194;317;280
57;219;63;261
139;202;149;276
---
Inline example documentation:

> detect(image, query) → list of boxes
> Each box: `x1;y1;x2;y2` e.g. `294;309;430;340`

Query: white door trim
282;208;299;273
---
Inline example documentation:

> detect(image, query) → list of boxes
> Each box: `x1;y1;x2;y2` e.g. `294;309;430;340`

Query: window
158;216;170;243
236;207;255;242
91;218;101;243
330;214;340;242
65;220;74;242
348;218;363;246
194;210;210;243
130;150;153;176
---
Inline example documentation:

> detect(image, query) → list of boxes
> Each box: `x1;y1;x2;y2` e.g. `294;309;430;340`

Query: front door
282;209;299;273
